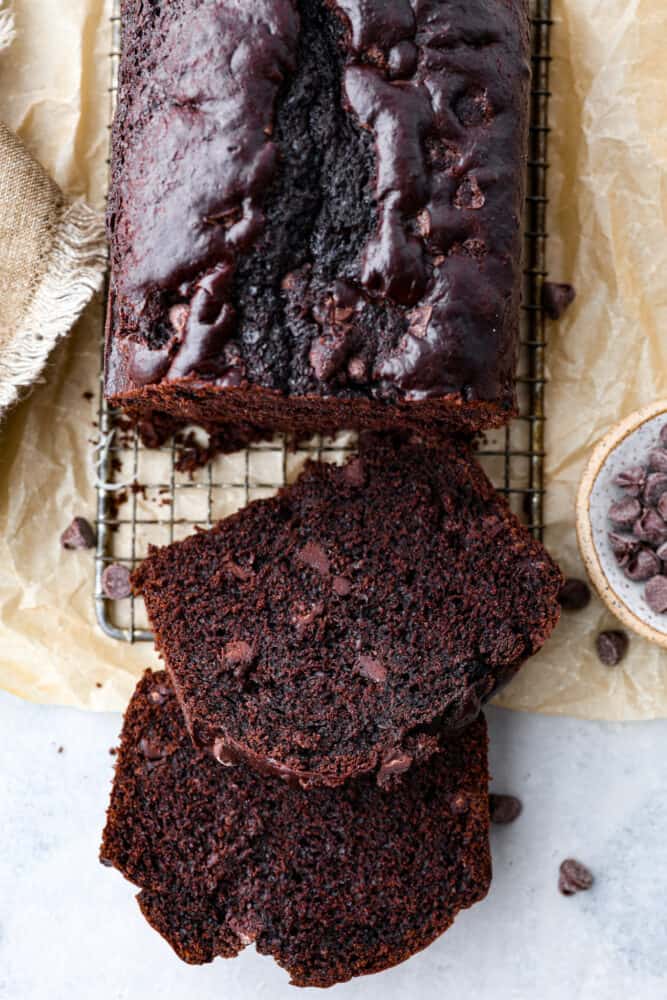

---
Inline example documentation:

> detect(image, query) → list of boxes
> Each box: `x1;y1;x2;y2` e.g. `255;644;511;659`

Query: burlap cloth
0;6;106;415
0;0;666;718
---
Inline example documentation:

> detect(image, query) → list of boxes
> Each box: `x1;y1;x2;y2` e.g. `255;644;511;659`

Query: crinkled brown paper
0;0;666;717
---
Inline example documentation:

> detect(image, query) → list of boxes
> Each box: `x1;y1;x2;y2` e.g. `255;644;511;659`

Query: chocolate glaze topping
112;0;300;382
344;66;432;306
107;0;529;409
334;0;530;399
332;0;415;53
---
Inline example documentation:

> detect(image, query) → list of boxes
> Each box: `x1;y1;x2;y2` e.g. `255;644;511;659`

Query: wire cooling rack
95;0;555;642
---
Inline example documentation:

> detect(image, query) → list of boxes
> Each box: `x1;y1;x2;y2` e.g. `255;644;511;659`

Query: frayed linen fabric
0;4;106;415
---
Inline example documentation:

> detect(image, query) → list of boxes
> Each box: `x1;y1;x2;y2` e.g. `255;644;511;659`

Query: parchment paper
1;0;666;718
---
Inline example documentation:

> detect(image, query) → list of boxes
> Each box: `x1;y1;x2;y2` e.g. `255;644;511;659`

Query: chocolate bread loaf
133;434;562;788
100;671;492;987
105;0;531;439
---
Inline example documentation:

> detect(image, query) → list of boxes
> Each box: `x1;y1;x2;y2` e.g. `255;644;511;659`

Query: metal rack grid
95;0;554;642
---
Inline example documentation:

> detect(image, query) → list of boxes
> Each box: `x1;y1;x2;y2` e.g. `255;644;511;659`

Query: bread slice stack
101;435;561;987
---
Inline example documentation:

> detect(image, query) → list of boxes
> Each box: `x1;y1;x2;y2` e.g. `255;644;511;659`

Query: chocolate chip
309;334;349;381
608;531;638;567
60;516;96;550
101;563;132;600
595;630;629;666
224;557;254;582
220;640;254;669
387;39;418;79
648;449;667;473
558;578;591;611
357;655;387;684
614;466;646;497
489;793;523;824
448;687;483;728
608;497;642;529
624;546;660;581
542;282;576;320
296;541;330;576
645;575;667;613
378;751;412;782
138;737;166;762
633;509;667;545
656;541;667;560
644;472;667;505
343;457;365;487
558;858;594;895
660;425;667;448
658;493;667;521
212;738;237;767
333;575;352;596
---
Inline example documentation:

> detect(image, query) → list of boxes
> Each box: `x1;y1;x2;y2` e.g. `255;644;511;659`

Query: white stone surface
1;692;666;1000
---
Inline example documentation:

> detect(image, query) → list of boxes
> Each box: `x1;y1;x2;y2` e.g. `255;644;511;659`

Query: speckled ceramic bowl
577;400;667;649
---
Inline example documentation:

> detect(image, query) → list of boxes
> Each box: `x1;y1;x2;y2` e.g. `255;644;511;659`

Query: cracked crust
105;0;530;437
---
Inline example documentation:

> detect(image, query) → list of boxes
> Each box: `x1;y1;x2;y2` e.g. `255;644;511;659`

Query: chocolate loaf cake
101;671;492;987
105;0;531;439
133;435;562;788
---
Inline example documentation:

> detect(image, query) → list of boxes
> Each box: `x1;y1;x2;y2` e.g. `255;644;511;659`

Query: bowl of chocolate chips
577;400;667;648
